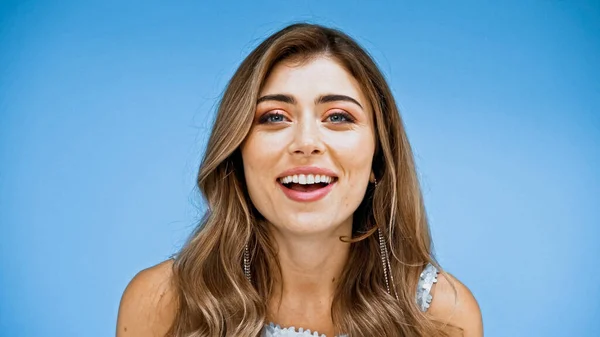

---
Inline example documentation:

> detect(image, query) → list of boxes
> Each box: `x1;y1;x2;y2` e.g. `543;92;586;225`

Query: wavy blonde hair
167;23;449;337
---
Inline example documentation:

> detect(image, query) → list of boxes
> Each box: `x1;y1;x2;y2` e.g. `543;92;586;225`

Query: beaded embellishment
263;322;348;337
416;263;439;312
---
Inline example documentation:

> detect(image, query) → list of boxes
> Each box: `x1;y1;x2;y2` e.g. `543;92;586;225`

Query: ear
369;171;376;183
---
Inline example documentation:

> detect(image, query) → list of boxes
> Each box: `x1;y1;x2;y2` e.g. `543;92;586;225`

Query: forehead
260;56;368;104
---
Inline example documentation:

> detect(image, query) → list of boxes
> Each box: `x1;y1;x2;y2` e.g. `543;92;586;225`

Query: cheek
241;132;286;175
241;148;268;215
240;132;287;209
324;132;374;210
325;131;375;170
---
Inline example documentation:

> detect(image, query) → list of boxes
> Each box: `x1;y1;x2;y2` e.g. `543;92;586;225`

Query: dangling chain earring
378;227;391;294
243;243;251;283
374;178;399;300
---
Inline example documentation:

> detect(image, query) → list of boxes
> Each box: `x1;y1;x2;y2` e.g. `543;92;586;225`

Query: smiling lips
277;167;338;202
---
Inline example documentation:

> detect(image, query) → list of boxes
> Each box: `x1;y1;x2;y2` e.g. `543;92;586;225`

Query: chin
272;213;351;236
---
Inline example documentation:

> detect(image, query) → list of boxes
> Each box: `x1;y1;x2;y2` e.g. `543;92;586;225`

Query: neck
267;220;352;327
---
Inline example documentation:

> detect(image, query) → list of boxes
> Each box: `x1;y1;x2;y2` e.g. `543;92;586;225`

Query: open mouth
281;181;334;192
277;174;338;201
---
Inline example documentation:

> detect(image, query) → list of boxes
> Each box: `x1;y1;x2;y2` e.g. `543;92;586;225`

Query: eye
258;111;289;124
325;111;355;123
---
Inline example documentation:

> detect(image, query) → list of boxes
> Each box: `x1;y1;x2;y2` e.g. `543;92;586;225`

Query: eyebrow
256;94;363;110
257;94;296;105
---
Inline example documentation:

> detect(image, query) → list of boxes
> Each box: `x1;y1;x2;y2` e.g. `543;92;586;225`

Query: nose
287;117;325;157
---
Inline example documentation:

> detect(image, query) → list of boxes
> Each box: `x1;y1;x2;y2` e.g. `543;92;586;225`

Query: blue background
1;1;598;336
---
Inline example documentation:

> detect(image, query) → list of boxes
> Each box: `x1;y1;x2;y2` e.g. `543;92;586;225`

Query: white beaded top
416;263;439;312
262;322;347;337
263;263;439;337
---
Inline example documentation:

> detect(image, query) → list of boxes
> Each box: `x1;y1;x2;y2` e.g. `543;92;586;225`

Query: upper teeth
279;174;334;185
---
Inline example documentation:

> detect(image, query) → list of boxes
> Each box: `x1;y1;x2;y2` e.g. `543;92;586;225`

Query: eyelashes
326;111;355;123
258;111;288;124
257;111;356;125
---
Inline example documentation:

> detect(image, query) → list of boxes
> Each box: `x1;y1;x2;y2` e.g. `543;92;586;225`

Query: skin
116;56;484;337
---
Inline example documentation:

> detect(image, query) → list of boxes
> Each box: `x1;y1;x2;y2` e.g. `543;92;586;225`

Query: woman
117;23;483;337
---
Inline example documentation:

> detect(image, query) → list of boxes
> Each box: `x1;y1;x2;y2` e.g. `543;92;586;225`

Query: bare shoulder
428;271;483;337
116;259;177;337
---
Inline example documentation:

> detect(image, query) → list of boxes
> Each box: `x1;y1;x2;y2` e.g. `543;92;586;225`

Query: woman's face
241;56;375;236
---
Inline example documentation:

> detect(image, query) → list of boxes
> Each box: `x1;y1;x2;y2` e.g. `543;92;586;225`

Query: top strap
416;263;439;312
